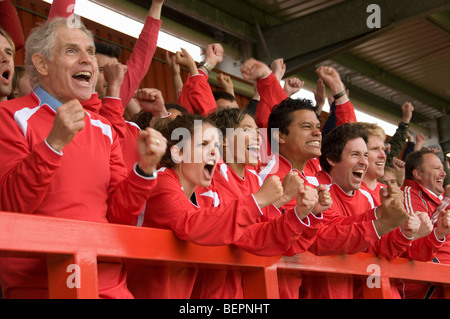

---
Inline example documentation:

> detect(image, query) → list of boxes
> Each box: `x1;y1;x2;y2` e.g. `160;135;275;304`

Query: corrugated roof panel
349;18;450;106
244;0;345;20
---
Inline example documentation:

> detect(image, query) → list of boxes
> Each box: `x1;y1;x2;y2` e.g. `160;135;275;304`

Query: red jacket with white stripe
402;179;447;262
399;179;449;298
126;166;266;299
0;89;158;299
191;163;321;298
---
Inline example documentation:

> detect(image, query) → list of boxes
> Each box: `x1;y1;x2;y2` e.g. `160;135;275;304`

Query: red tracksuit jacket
126;167;267;299
398;179;449;299
302;177;411;298
191;163;322;298
0;88;157;298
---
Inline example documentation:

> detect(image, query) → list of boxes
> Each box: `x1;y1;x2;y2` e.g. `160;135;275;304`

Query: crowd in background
0;0;449;299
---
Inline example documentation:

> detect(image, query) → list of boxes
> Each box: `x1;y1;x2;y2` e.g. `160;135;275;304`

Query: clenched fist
47;99;86;152
137;127;167;176
254;175;283;208
295;182;319;220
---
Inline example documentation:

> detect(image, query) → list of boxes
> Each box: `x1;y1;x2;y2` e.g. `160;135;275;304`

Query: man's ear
412;168;423;182
31;53;49;77
273;130;285;145
170;145;182;164
326;158;337;169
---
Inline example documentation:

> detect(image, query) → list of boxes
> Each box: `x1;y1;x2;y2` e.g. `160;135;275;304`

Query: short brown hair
319;123;369;173
404;148;436;181
0;28;15;55
354;122;386;141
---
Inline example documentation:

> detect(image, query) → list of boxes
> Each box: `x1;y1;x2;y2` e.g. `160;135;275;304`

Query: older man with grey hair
0;17;167;298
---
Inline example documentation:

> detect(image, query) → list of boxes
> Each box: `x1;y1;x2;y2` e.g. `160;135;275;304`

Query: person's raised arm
313;79;326;116
386;102;414;166
241;58;286;128
176;44;222;116
120;0;164;108
0;0;24;51
48;0;75;19
316;66;356;125
198;43;224;75
217;73;235;96
135;88;170;128
165;51;183;102
283;77;304;98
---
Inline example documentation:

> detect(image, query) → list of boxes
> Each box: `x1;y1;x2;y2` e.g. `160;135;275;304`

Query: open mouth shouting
352;168;365;182
1;68;11;84
247;144;260;161
72;71;92;85
203;159;216;180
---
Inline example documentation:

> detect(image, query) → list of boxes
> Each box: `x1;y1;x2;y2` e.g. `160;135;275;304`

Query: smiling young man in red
299;123;413;299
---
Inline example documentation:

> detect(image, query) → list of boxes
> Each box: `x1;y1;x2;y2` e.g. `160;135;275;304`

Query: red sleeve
284;213;324;255
0;1;25;51
403;184;428;215
121;122;140;173
255;73;287;128
307;207;380;256
120;16;161;107
99;97;127;140
234;206;313;256
335;99;357;125
48;0;74;19
144;171;264;245
0;103;62;213
105;126;157;225
366;227;413;259
400;185;444;261
99;97;140;172
401;230;445;261
0;139;62;214
176;71;217;116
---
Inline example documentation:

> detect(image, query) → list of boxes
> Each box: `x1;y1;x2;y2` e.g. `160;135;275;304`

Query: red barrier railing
0;211;449;299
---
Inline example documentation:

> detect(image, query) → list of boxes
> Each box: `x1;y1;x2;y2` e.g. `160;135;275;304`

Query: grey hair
24;17;94;88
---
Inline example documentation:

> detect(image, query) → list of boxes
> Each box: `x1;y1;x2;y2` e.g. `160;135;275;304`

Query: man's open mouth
1;69;10;82
352;169;365;180
72;71;92;84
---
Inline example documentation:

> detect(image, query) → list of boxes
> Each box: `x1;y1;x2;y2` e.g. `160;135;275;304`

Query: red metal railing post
362;274;392;299
47;251;98;299
242;265;279;299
